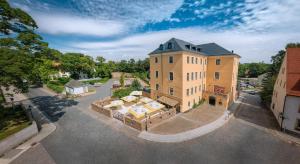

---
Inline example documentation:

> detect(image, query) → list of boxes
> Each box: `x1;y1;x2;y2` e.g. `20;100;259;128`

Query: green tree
61;53;95;79
120;73;125;87
0;0;37;35
131;79;142;91
260;48;287;105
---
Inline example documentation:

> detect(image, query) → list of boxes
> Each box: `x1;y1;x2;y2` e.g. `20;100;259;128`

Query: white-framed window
215;72;220;80
169;72;174;81
216;59;221;65
169;56;173;63
192;57;194;64
186;89;189;96
156;84;159;90
191;87;193;95
196;58;198;64
195;86;197;93
169;87;174;95
155;71;159;78
187;56;190;63
187;73;189;81
188;101;190;107
191;72;194;80
195;72;198;80
199;72;202;78
200;58;202;65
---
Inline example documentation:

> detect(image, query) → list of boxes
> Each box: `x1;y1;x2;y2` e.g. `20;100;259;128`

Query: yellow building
149;38;240;112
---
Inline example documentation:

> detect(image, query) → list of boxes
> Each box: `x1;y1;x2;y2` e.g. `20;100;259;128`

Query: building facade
149;38;240;112
271;48;300;135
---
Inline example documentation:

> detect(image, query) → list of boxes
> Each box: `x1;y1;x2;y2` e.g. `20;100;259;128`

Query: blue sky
9;0;300;63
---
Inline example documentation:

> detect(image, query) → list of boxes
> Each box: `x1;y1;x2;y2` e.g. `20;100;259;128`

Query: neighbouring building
271;48;300;135
149;38;240;112
65;80;88;95
49;70;71;80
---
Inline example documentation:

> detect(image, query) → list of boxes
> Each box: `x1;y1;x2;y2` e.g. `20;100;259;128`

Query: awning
157;96;179;107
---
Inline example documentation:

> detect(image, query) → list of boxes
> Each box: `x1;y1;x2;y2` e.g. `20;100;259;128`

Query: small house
65;80;88;95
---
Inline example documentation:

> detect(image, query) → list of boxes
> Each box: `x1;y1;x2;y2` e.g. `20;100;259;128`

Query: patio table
121;95;137;102
144;101;165;113
139;97;153;104
128;105;149;119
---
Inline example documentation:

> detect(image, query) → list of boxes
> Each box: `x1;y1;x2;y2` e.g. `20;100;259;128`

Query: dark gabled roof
149;38;240;57
65;80;85;88
197;43;232;56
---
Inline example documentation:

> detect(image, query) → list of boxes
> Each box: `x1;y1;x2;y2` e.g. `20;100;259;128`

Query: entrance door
209;96;216;106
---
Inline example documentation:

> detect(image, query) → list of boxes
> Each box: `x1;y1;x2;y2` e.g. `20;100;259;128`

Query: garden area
46;77;70;93
81;77;110;85
112;78;142;98
0;105;31;141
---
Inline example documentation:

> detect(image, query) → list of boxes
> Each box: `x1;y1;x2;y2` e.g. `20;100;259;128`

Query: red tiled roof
286;48;300;96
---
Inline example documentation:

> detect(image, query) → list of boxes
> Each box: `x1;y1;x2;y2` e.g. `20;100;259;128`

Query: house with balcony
149;38;240;112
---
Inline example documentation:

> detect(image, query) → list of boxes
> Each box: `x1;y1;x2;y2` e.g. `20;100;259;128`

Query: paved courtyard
235;92;279;130
149;103;225;134
9;80;300;164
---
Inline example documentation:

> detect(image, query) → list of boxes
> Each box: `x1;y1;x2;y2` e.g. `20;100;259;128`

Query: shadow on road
29;96;78;122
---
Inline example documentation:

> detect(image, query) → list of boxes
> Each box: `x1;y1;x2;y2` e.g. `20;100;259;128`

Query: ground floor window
296;119;300;131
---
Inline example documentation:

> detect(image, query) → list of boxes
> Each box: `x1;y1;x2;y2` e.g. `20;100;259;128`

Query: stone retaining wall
91;103;112;118
0;121;38;156
147;108;176;129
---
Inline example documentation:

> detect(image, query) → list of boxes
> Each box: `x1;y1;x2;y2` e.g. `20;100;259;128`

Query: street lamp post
10;97;14;109
145;112;148;131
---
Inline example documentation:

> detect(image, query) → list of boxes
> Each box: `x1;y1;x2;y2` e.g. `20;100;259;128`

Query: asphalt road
14;82;300;164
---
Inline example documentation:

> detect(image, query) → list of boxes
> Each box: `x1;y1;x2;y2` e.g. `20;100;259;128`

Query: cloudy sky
9;0;300;63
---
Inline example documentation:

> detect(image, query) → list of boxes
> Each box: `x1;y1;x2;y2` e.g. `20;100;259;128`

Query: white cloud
32;13;125;36
68;27;300;62
70;0;184;27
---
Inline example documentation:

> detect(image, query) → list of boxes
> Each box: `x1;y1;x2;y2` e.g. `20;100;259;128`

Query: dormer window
197;48;201;52
192;47;196;51
185;45;191;49
167;42;172;49
159;44;164;50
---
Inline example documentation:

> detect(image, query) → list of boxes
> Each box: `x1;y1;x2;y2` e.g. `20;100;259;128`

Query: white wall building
65;80;88;95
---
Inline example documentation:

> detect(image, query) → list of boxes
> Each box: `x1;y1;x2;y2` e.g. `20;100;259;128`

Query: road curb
138;98;243;143
138;111;235;143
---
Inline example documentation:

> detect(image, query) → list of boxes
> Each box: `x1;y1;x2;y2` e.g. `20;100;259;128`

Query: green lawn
82;77;110;85
46;77;70;93
0;106;31;141
112;87;134;98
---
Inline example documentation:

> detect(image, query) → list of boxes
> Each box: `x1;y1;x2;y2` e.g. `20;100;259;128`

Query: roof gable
149;38;238;57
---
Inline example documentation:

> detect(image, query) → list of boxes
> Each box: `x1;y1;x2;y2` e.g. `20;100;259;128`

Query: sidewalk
0;90;57;164
138;100;242;143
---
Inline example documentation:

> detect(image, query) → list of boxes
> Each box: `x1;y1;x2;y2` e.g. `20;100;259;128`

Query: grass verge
0;106;31;141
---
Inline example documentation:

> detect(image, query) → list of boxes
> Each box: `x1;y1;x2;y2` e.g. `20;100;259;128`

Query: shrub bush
112;88;133;98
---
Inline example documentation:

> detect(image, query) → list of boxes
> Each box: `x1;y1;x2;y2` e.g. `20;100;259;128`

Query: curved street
11;80;300;164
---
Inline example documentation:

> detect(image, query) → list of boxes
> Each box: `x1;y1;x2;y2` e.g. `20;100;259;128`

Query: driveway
235;92;279;130
12;81;300;164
